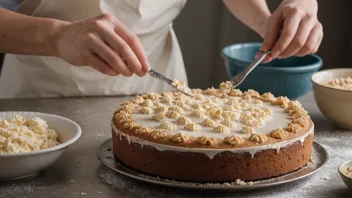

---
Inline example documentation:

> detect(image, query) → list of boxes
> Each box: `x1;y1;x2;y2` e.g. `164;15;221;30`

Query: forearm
223;0;271;37
0;7;68;56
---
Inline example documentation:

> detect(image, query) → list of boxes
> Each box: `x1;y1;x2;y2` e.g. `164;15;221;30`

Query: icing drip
112;123;314;159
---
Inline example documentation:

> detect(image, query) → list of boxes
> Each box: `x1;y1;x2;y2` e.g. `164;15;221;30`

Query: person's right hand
52;14;150;77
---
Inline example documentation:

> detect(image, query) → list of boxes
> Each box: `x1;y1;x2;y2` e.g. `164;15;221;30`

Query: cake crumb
137;173;259;187
80;192;86;196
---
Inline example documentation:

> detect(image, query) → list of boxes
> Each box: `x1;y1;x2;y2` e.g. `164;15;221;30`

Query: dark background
1;0;351;89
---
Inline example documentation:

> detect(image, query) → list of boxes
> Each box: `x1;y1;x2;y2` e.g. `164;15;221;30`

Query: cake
111;82;314;182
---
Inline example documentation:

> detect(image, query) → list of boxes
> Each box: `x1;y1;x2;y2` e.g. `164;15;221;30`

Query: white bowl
338;160;352;190
0;111;81;181
311;68;352;129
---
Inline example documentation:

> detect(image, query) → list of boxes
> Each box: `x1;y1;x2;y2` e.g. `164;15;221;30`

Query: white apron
0;0;187;98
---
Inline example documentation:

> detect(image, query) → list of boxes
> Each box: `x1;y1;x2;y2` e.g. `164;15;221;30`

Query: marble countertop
0;92;351;198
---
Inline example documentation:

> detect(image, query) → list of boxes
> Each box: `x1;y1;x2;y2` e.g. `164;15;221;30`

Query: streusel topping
150;129;168;140
159;122;175;130
325;77;352;91
184;123;202;131
114;81;311;146
0;115;59;154
249;134;268;143
271;128;288;139
224;135;243;145
171;132;190;143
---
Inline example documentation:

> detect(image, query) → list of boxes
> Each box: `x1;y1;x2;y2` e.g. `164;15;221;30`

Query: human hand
256;0;323;62
53;14;149;76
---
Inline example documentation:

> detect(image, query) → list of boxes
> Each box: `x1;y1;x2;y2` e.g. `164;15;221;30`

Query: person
0;0;322;98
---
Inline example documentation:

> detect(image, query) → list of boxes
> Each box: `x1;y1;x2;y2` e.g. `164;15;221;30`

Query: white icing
112;123;314;159
132;97;291;139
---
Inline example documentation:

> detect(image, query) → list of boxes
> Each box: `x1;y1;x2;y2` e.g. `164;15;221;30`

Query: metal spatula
229;32;281;88
229;51;270;88
148;69;194;97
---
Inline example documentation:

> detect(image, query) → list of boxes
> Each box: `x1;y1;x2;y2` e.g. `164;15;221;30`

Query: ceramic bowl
222;42;322;99
338;160;352;190
311;68;352;129
0;111;81;181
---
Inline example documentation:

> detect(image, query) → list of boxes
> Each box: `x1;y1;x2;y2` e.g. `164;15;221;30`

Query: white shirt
0;0;188;98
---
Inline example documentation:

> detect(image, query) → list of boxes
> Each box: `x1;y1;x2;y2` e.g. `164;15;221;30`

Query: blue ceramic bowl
222;43;322;99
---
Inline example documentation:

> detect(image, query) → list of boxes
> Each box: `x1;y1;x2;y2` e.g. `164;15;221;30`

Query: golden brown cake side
112;126;313;181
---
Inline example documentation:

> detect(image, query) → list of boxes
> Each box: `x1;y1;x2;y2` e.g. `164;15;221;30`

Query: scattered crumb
81;192;86;196
137;173;258;187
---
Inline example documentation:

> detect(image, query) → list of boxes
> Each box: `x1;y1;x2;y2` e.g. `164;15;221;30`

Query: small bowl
0;111;81;181
222;42;322;99
311;68;352;129
338;160;352;190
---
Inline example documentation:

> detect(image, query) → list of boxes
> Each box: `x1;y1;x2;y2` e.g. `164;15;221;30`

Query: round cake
112;82;314;182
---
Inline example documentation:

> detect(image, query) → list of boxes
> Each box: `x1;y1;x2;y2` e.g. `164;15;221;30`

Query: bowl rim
0;111;82;157
222;42;323;72
311;68;352;93
338;160;352;180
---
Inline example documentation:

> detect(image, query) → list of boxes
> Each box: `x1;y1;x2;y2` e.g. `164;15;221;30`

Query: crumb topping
260;92;276;102
184;123;202;131
139;107;153;114
140;99;154;107
285;123;301;133
224;135;243;145
169;106;184;114
152;112;167;121
166;110;180;119
271;128;288;139
159;122;175;130
154;105;168;113
114;81;312;146
150;129;168;140
220;119;236;128
0;115;59;154
249;133;268;143
189;110;206;118
176;116;192;125
196;136;214;145
241;126;255;134
200;118;216;127
123;122;138;129
171;132;190;143
135;127;153;135
325;77;352;91
213;124;230;133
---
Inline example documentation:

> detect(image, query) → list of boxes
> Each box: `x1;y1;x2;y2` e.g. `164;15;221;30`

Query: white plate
0;111;81;181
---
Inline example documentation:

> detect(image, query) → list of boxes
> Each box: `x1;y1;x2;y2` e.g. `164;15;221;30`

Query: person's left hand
257;0;323;62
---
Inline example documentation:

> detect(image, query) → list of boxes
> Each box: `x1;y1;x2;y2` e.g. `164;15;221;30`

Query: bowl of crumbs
338;160;352;190
311;68;352;129
0;111;81;181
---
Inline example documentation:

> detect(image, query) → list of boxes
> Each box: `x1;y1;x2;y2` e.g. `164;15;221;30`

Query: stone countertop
0;92;351;198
